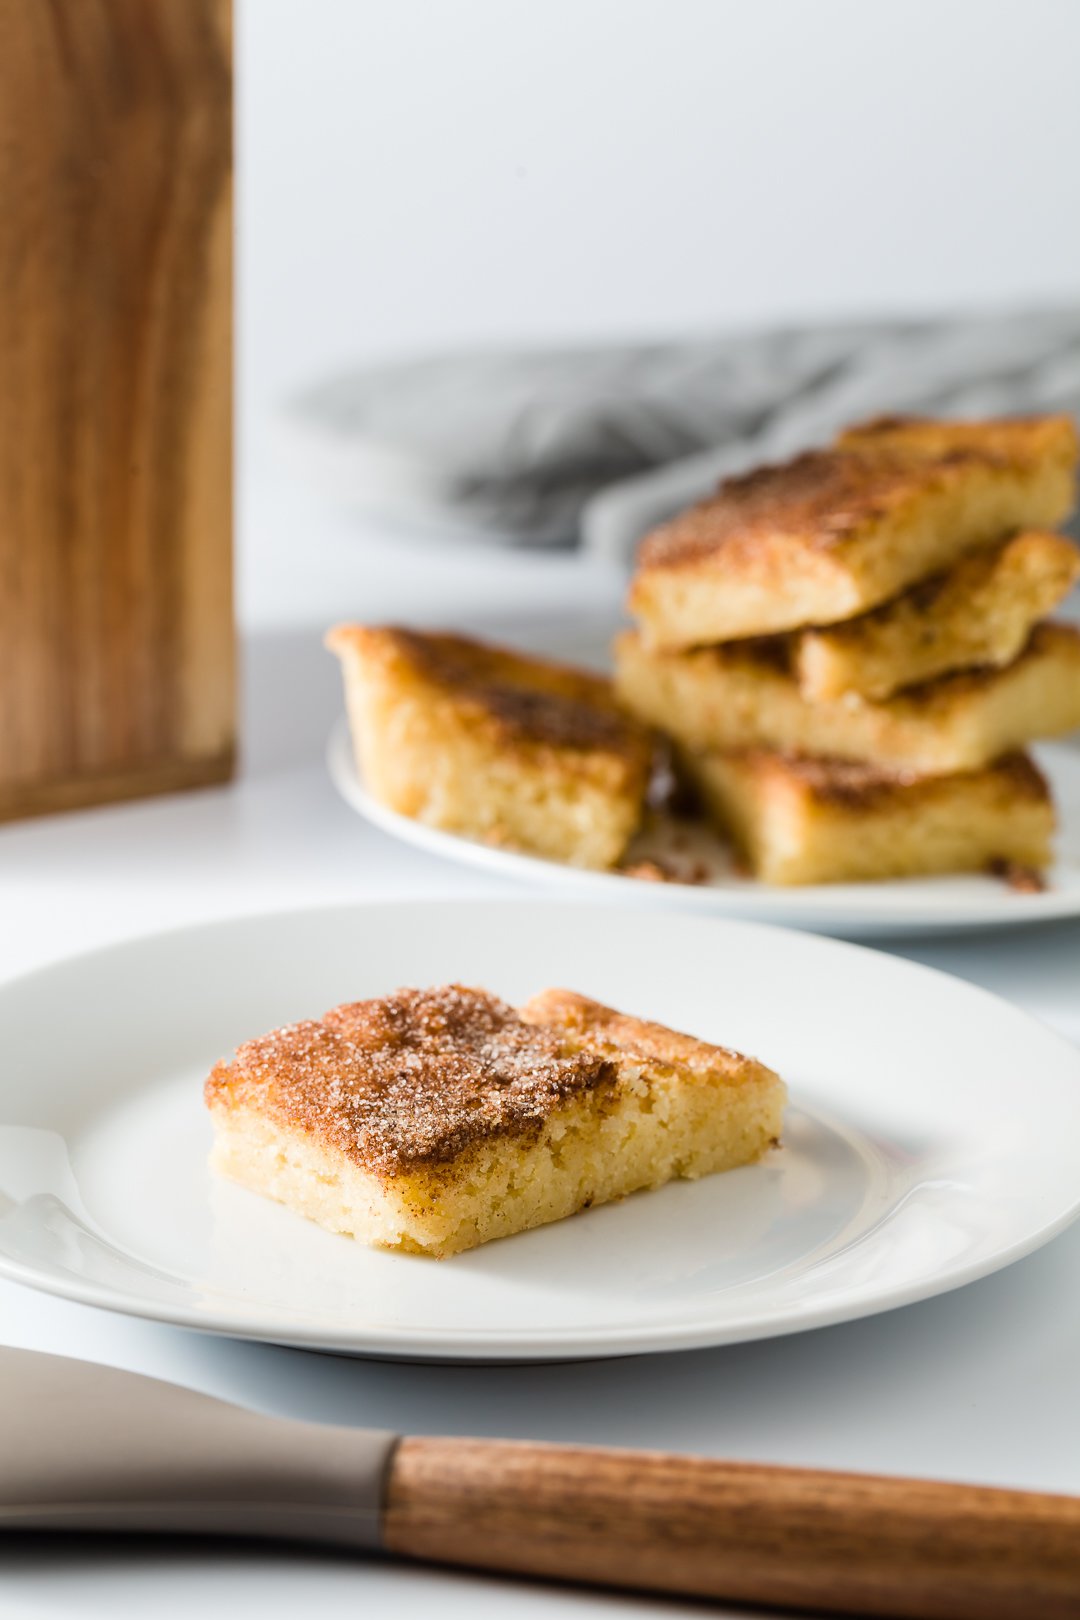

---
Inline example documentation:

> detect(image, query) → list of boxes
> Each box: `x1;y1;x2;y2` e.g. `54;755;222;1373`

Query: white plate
329;721;1080;938
2;900;1079;1362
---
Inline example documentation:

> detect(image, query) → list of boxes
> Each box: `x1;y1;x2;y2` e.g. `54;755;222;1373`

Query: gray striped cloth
282;310;1080;563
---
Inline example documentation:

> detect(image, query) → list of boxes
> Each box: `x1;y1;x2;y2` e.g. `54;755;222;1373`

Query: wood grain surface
383;1437;1080;1619
0;0;234;821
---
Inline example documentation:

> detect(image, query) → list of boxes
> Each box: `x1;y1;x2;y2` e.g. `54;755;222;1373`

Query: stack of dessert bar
615;416;1080;884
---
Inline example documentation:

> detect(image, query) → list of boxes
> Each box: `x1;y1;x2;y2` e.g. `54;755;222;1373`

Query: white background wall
239;0;1080;419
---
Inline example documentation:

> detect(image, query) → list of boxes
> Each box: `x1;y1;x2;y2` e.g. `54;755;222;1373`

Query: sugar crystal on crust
352;627;642;757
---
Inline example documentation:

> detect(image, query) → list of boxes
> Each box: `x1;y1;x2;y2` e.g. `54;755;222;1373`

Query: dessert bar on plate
205;985;785;1258
692;750;1053;887
614;622;1080;775
794;531;1080;702
326;625;653;870
627;413;1078;648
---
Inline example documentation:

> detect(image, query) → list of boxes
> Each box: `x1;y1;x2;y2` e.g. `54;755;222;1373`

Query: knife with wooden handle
3;1348;1078;1619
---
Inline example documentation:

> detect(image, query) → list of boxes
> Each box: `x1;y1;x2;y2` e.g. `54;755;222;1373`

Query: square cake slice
614;623;1080;774
205;985;786;1258
692;751;1054;887
326;625;653;870
795;531;1080;701
627;415;1077;648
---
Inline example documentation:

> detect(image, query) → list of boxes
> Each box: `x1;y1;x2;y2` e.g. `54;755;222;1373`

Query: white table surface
3;457;1080;1619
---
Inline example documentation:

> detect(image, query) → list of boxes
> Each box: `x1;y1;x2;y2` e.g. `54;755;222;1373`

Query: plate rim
3;897;1080;1361
327;719;1080;938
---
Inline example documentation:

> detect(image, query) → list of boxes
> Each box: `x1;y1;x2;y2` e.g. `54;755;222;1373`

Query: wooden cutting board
0;0;234;821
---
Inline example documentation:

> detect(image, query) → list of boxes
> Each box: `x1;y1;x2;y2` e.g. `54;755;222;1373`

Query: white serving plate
329;721;1080;939
1;901;1078;1362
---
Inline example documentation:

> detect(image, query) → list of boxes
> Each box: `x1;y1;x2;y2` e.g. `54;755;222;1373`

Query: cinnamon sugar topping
205;986;616;1175
385;629;640;754
637;450;984;572
739;749;1049;809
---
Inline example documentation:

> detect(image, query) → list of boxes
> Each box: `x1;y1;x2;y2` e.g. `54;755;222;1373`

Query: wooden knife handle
382;1438;1080;1619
